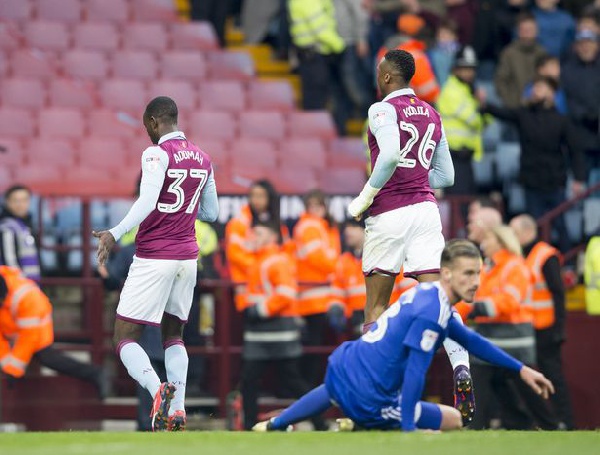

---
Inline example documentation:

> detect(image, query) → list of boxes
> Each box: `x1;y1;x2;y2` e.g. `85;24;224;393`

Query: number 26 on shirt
397;122;436;169
157;169;208;214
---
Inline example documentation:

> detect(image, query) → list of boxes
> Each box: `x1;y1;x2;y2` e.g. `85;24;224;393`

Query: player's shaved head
145;96;178;123
509;214;538;246
143;96;179;144
468;207;502;244
376;49;415;98
383;49;416;84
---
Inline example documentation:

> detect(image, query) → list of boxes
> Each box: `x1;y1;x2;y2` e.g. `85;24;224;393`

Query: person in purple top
93;96;219;432
347;49;475;425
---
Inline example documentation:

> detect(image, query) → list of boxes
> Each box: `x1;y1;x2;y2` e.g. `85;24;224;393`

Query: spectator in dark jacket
481;76;586;252
522;55;568;114
0;185;40;283
495;12;548;108
561;29;600;178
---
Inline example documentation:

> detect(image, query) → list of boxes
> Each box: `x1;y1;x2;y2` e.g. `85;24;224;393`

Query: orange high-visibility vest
330;252;417;315
225;205;293;311
456;249;533;324
293;213;341;316
525;241;560;330
0;266;53;378
246;245;298;318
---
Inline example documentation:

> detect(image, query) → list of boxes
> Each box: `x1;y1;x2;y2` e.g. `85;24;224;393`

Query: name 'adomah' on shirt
109;131;219;260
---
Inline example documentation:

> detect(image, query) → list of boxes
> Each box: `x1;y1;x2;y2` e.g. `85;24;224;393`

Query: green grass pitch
1;431;599;455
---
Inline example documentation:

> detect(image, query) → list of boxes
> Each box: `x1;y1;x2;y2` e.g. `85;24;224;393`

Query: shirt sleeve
447;314;523;371
0;227;21;268
197;167;219;222
400;317;443;431
428;127;455;189
109;147;168;241
367;101;400;189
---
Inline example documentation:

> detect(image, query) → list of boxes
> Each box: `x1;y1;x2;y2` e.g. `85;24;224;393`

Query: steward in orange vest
510;214;573;429
225;181;293;312
240;221;327;431
0;266;107;398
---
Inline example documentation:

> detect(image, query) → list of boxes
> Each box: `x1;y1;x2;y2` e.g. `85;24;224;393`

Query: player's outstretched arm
520;365;555;399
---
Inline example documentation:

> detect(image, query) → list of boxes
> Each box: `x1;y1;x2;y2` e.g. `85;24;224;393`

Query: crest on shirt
372;110;387;127
420;329;439;352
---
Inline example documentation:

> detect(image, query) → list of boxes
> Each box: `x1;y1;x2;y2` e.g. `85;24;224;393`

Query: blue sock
271;384;332;429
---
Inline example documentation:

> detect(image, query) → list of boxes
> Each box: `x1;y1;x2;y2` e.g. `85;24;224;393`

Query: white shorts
362;201;444;277
116;256;198;326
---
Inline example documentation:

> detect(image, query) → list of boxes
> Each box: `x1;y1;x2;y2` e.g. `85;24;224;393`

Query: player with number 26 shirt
94;96;219;432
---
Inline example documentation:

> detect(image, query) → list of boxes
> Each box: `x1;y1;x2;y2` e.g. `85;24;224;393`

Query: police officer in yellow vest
288;0;345;129
437;46;491;195
510;214;574;429
585;234;600;316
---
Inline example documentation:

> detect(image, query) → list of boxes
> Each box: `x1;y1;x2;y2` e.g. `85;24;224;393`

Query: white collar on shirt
382;88;416;102
158;131;186;145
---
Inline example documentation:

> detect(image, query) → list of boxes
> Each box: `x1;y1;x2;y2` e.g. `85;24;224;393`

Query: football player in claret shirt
94;96;219;431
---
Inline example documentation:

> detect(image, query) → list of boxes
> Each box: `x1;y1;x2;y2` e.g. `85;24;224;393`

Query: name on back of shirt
174;149;203;164
402;105;430;118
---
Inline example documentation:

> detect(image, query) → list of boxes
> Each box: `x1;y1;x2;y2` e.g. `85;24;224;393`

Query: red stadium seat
288;112;337;140
48;79;97;109
0;0;32;21
148;80;197;112
24;21;70;52
131;0;178;21
36;0;82;23
13;166;62;187
0;168;13;189
159;51;207;81
77;137;128;170
206;51;255;80
38;108;85;139
0;108;36;138
122;23;169;52
87;110;138;139
318;168;365;194
62;50;109;81
247;80;295;112
73;22;120;52
188;111;237;141
272;167;319;194
0;139;25;167
0;24;22;51
327;137;367;168
84;0;130;23
0;78;47;109
233;139;278;167
26;138;78;167
281;138;326;169
99;79;147;111
0;52;6;78
199;81;245;112
112;51;159;80
239;111;286;141
192;139;229;168
9;49;59;79
169;21;219;51
228;164;279;190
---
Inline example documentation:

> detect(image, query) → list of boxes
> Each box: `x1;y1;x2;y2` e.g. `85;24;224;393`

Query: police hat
454;45;478;68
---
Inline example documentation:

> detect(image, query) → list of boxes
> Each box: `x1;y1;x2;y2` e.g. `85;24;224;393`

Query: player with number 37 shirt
94;97;219;432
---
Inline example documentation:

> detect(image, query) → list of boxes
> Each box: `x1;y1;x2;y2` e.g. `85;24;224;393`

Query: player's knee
440;407;463;431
